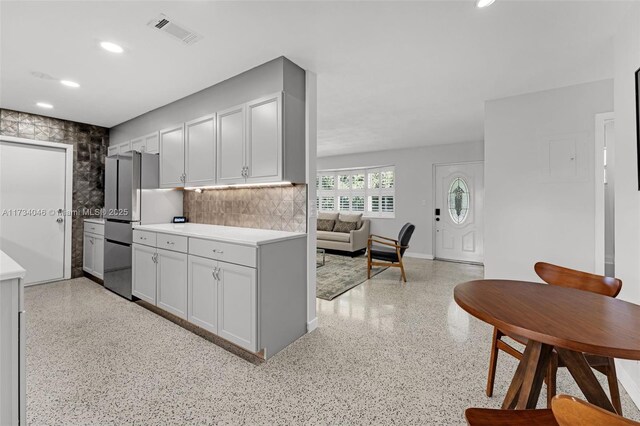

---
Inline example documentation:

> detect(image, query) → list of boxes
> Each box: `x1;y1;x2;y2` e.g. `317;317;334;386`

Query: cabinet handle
212;249;224;254
166;241;174;245
90;238;94;244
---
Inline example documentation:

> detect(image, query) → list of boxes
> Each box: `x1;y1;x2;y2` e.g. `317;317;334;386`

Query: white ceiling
0;1;629;157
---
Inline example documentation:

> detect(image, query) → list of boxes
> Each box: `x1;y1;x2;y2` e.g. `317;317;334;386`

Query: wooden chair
367;223;415;282
486;262;623;414
465;394;640;426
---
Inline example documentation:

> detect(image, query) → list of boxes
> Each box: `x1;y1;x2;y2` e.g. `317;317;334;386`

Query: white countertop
133;223;306;246
0;250;26;281
84;218;105;224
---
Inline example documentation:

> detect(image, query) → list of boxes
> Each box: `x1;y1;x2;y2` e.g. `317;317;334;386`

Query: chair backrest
552;395;639;426
397;223;415;257
534;262;622;298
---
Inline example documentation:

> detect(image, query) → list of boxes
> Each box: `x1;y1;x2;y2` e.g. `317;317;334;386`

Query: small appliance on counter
103;152;182;300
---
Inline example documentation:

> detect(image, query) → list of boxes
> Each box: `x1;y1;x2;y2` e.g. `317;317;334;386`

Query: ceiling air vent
147;14;203;46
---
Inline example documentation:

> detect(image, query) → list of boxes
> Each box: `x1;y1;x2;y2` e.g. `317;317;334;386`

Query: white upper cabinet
119;141;132;154
159;125;185;188
216;104;246;185
246;93;282;183
130;132;160;154
130;137;145;153
185;114;216;187
107;145;119;157
144;131;160;154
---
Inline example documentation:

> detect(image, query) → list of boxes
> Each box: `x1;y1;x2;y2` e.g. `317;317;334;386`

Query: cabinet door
246;93;282;183
130;137;145;153
216;105;246;185
132;244;157;304
144;131;160;154
185;114;216;187
83;232;93;273
119;141;132;153
107;145;119;157
159;125;185;188
93;234;104;279
187;255;218;333
156;248;188;319
217;262;257;351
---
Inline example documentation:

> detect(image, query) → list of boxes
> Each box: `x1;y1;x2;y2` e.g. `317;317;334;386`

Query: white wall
317;141;484;258
484;79;613;281
612;2;640;407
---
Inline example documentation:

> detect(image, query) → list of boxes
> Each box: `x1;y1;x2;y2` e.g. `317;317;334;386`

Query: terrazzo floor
26;258;640;425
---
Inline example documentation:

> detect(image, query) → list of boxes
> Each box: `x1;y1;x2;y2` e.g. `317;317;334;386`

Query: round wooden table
454;279;640;412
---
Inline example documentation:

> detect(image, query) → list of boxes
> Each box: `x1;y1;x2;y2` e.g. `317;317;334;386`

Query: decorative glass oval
448;177;470;224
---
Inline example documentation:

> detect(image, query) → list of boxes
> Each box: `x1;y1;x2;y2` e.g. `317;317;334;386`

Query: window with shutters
316;166;395;218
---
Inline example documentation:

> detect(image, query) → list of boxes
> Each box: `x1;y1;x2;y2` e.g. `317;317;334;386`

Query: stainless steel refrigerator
103;152;182;299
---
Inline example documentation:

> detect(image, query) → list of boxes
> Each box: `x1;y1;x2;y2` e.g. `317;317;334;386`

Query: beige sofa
316;212;370;255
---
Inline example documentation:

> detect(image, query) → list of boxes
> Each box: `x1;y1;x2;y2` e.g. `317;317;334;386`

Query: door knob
56;217;63;223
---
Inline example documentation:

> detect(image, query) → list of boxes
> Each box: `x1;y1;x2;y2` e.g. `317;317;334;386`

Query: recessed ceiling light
36;102;53;109
60;80;80;88
476;0;496;8
100;41;124;53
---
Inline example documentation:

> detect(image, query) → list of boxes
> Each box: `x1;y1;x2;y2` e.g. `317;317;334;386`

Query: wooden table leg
502;340;553;409
555;347;617;413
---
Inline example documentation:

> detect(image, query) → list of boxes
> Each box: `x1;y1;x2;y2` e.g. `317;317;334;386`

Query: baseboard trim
616;361;640;410
404;252;434;260
307;317;318;332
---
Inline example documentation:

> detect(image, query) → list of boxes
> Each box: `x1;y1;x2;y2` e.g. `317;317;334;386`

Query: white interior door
0;140;68;284
434;162;484;264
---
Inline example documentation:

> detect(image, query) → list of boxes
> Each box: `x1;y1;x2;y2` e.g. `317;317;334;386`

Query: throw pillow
333;219;358;233
317;219;335;232
339;213;363;228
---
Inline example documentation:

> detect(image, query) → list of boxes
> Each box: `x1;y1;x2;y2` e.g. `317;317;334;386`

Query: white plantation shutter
316;166;395;218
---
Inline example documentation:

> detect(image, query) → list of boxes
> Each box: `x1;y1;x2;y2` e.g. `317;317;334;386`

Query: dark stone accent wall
0;109;108;277
183;185;307;233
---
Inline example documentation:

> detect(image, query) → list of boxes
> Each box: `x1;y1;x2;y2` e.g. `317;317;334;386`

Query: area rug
316;253;387;301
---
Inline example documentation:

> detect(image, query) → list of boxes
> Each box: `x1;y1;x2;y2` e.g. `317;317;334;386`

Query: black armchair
367;223;415;282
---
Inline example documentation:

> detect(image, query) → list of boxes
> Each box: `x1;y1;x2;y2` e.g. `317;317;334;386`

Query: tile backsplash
183;185;307;233
0;109;109;278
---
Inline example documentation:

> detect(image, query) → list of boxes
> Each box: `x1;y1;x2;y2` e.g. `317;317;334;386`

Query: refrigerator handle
115;158;119;211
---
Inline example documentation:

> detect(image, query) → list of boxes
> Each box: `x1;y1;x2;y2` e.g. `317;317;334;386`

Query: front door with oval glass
434;162;484;264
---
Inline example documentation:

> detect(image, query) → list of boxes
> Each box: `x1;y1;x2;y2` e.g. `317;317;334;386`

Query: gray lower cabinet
132;227;307;359
156;248;188;319
187;255;256;351
0;275;25;425
132;243;157;304
187;256;218;333
217;261;257;351
83;233;104;279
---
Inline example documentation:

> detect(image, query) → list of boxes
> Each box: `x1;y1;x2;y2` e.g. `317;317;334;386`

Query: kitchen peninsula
131;223;307;359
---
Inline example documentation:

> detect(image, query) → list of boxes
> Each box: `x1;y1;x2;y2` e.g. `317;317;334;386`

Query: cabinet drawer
133;230;156;247
83;222;104;236
157;233;188;253
189;238;256;268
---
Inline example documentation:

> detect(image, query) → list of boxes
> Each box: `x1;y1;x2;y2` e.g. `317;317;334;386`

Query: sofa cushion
318;212;339;221
317;219;335;232
333;219;358;233
339;213;363;227
317;230;351;242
